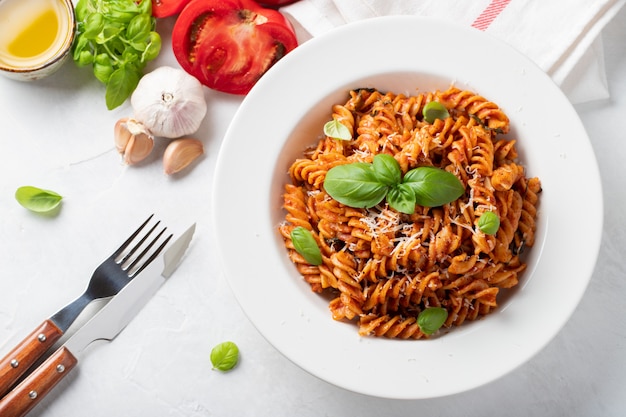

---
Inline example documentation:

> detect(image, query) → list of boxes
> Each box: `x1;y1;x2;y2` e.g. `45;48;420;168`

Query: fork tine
113;214;155;258
118;220;161;266
124;226;168;273
131;232;173;277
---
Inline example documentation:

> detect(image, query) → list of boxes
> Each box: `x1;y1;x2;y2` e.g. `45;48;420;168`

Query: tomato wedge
151;0;192;18
171;0;298;95
255;0;300;7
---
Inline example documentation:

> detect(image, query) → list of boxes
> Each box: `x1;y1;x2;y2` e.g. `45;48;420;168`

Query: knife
0;223;196;417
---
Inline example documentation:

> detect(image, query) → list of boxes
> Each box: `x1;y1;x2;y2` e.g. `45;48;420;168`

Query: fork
0;214;172;397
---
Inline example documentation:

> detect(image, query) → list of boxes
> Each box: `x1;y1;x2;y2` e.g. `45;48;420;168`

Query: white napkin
282;0;625;103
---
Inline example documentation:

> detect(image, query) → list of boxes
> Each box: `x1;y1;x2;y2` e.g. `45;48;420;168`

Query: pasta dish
279;86;542;339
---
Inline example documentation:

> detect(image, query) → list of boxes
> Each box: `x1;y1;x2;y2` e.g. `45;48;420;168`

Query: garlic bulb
131;66;207;138
114;118;154;165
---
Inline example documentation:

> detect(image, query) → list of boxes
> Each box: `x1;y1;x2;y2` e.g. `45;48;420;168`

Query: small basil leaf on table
290;227;323;266
324;163;388;208
323;120;352;140
477;211;500;235
15;186;63;213
387;183;416;214
372;154;402;186
210;341;239;372
417;307;448;335
403;167;464;207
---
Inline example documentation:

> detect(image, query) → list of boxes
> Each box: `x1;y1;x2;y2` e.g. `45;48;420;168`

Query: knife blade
0;223;196;417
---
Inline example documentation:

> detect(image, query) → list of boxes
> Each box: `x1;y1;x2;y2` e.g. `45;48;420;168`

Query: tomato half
171;0;298;95
255;0;300;8
151;0;192;18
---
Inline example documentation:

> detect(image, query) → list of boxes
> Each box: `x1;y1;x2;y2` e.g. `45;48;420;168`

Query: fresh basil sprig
210;341;239;372
15;186;63;213
324;155;464;214
477;211;500;235
72;0;161;109
417;307;448;335
290;227;323;265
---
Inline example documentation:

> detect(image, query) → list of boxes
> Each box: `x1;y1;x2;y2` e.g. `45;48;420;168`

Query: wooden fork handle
0;320;63;397
0;347;77;417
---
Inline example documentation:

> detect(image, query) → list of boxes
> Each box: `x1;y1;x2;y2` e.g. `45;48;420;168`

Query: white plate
212;16;602;399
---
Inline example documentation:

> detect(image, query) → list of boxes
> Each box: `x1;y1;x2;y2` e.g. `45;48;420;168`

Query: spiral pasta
279;86;542;339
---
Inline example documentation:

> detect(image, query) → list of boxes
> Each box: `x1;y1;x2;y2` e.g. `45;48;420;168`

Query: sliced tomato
171;0;298;94
151;0;192;18
255;0;300;8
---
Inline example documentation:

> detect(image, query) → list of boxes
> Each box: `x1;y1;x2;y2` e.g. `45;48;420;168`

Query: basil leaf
422;101;450;124
95;23;123;45
15;186;63;213
403;167;464;207
324;163;388;208
323;120;352;141
83;13;105;40
76;50;94;66
417;307;448;335
75;0;89;21
94;61;114;84
137;0;153;16
477;211;500;235
372;154;401;186
72;35;90;63
387;184;415;214
141;32;161;62
105;66;140;110
126;14;151;44
210;341;239;372
290;227;323;266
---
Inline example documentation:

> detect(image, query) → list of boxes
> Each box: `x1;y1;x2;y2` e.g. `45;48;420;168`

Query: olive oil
7;8;59;58
0;0;71;68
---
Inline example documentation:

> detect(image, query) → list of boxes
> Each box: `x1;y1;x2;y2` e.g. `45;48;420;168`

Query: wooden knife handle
0;347;77;417
0;320;63;397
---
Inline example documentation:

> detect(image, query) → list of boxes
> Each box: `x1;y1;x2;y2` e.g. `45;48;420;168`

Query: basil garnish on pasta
323;120;352;140
422;101;450;123
323;162;388;208
477;211;500;235
417;307;448;335
402;167;465;208
372;154;402;186
324;155;464;214
290;227;323;265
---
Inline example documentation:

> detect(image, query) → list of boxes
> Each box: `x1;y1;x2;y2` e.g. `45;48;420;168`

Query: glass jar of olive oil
0;0;75;80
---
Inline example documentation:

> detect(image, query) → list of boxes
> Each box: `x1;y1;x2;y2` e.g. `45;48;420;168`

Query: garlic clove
163;138;204;175
114;117;154;165
114;117;132;153
123;131;154;165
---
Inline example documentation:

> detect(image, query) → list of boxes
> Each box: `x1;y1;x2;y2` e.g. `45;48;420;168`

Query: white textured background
0;7;625;417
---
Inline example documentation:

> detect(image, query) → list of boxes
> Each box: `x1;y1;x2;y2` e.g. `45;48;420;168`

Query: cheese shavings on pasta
279;86;542;339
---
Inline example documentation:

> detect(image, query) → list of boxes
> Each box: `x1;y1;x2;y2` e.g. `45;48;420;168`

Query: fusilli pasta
279;86;542;339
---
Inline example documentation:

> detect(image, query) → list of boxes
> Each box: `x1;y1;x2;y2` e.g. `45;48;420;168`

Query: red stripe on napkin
471;0;512;31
